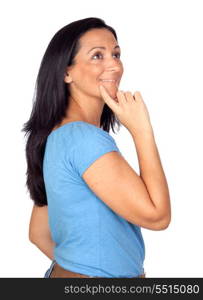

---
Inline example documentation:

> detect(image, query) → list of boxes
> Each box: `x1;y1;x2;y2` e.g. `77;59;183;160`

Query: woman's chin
97;83;119;101
103;86;118;98
108;89;118;100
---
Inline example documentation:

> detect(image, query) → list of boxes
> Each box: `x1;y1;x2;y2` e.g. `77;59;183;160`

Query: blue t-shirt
43;121;145;277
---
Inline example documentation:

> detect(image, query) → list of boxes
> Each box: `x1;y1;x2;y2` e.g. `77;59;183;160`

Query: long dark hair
22;17;121;207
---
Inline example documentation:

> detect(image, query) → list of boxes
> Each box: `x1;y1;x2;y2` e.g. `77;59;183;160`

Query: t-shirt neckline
49;120;108;136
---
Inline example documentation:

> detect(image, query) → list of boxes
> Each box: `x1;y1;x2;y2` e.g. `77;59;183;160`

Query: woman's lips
99;79;119;87
100;79;116;82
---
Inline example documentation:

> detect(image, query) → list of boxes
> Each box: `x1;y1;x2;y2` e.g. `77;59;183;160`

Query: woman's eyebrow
87;45;120;54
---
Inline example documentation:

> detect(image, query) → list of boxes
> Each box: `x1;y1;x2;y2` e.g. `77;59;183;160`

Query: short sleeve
70;124;121;177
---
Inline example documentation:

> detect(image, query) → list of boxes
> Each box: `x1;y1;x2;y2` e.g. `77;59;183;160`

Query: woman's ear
64;71;73;84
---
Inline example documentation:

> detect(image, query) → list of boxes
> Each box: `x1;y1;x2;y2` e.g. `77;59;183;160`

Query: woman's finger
124;91;135;102
116;90;127;103
99;85;119;112
134;91;142;102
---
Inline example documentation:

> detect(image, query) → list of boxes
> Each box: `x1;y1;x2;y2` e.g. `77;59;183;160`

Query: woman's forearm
30;234;55;261
29;204;55;260
131;129;171;225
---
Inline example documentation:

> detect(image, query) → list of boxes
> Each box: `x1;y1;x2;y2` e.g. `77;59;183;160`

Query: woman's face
66;28;124;100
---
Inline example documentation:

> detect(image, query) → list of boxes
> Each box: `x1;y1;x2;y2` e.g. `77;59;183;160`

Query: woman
23;17;171;278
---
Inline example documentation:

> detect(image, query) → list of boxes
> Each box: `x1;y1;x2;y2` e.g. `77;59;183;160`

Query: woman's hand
99;85;153;135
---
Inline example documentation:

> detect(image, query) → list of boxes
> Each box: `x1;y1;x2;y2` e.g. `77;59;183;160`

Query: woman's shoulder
50;119;110;138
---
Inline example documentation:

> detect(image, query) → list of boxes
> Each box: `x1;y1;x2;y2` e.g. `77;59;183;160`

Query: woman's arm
29;204;55;260
131;129;171;227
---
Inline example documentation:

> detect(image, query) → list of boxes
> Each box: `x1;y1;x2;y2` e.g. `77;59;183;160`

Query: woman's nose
105;58;122;72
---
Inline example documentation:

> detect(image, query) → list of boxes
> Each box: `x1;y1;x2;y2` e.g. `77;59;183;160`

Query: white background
0;0;202;277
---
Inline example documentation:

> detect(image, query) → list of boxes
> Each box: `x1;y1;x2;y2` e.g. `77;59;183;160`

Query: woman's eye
113;53;121;59
92;53;103;60
92;52;121;60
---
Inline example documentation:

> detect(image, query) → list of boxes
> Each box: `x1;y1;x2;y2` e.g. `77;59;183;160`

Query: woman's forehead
79;28;117;49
